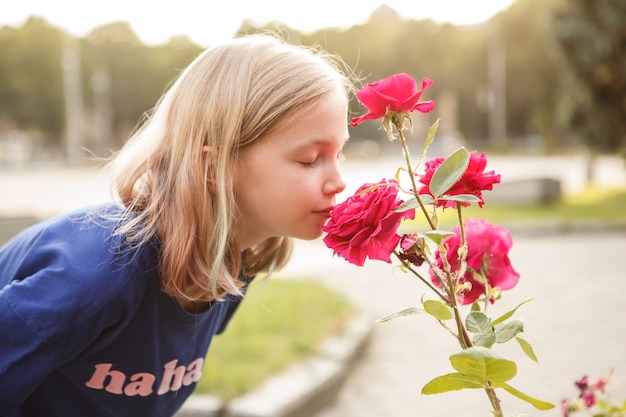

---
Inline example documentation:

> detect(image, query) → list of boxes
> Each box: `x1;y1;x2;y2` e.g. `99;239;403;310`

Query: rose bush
323;73;555;416
561;372;624;417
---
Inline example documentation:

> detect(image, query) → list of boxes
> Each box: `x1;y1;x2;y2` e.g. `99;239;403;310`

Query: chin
297;229;324;241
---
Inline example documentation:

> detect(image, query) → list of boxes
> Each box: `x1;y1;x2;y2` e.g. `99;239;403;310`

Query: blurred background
0;0;624;165
1;0;625;229
1;1;626;415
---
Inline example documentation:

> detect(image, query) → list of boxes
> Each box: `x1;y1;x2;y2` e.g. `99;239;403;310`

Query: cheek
240;176;289;210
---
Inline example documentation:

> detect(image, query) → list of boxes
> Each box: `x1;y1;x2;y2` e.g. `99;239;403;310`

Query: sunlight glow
2;0;517;46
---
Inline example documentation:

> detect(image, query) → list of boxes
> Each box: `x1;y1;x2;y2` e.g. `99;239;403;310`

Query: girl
0;34;352;416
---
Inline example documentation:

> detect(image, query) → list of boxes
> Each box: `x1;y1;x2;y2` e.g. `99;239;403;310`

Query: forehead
269;90;349;144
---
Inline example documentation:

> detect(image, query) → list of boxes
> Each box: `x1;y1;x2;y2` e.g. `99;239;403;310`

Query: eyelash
300;152;344;167
300;160;319;167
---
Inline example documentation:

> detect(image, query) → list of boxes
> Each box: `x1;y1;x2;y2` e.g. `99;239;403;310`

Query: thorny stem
447;274;504;417
447;277;473;349
455;201;503;416
486;384;504;417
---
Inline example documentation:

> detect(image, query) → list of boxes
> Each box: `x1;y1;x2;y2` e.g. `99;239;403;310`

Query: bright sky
1;0;516;46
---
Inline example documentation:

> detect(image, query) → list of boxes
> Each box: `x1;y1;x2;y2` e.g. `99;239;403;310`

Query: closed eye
299;157;320;167
300;151;344;167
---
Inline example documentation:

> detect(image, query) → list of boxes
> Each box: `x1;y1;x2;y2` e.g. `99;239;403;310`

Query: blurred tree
0;17;65;137
489;0;566;152
83;22;161;150
551;0;626;153
2;1;610;161
82;24;202;150
301;1;569;151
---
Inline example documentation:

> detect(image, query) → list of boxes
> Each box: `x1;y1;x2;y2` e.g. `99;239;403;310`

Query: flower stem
452;208;505;416
394;252;447;302
394;122;436;230
448;286;504;417
485;384;504;417
451;303;473;349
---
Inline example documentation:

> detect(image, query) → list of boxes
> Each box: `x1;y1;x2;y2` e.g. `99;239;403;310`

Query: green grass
407;186;626;229
195;278;355;400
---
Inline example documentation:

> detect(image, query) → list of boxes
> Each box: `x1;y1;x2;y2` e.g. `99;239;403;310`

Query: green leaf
421;372;484;394
489;298;533;328
439;194;482;203
450;347;517;384
466;311;491;333
356;183;387;196
394;194;437;213
429;147;470;197
376;307;423;323
419;194;435;205
418;118;441;165
424;119;440;152
515;337;538;362
472;330;496;348
394;167;404;184
423;299;453;321
394;197;420;213
495;320;524;343
500;383;555;410
425;230;455;245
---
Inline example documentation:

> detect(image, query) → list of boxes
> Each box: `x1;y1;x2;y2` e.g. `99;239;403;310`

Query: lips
313;206;334;218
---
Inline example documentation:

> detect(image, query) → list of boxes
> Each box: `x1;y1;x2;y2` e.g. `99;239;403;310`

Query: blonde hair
108;34;353;310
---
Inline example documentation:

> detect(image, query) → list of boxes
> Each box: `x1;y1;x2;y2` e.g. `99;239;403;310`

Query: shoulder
0;203;161;331
2;203;157;279
0;205;165;410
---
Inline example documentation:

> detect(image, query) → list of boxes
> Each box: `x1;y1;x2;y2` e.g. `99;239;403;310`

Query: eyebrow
304;136;350;147
285;131;350;152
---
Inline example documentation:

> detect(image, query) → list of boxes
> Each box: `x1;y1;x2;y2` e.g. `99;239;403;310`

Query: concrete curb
176;313;373;417
502;220;626;237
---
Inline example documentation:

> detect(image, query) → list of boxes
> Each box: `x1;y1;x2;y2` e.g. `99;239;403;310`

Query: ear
202;145;217;191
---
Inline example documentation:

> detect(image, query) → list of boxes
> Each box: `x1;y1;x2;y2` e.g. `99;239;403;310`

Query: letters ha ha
85;358;204;397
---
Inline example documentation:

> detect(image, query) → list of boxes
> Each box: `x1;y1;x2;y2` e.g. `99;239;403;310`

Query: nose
324;163;346;196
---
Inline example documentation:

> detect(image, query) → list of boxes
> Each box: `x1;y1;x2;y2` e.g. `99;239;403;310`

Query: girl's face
233;88;348;249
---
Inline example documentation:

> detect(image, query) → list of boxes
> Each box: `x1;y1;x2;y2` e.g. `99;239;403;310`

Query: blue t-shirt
0;204;248;417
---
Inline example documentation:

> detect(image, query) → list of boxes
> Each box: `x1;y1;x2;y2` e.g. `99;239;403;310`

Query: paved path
279;231;626;417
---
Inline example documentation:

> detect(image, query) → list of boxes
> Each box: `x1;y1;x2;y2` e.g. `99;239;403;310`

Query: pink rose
350;73;436;128
581;390;596;408
417;150;501;208
323;179;415;266
431;218;519;305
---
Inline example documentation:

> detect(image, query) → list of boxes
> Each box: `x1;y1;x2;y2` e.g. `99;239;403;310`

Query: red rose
350;73;436;128
431;218;519;305
323;179;415;266
398;233;426;267
417;150;501;208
